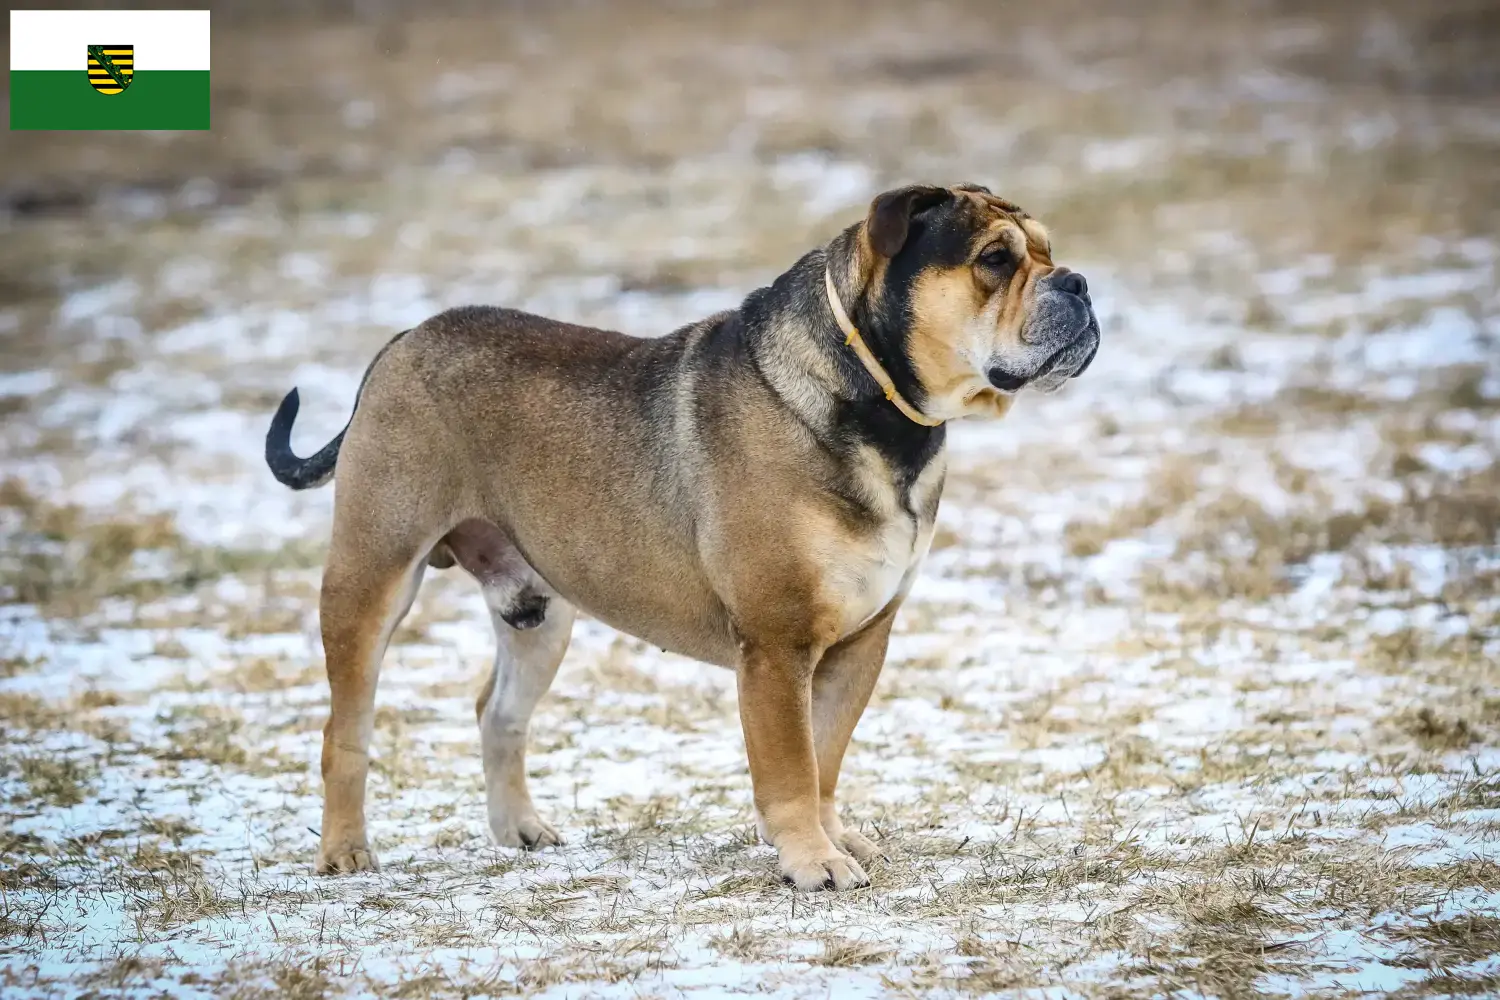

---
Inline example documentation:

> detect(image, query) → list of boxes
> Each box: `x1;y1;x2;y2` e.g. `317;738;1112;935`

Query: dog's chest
819;455;943;637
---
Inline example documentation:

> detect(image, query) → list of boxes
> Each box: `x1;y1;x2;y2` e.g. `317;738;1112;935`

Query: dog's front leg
737;641;871;891
812;606;897;865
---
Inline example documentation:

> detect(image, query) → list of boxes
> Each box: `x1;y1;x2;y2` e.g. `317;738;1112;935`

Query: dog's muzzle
1029;327;1100;392
986;333;1096;393
987;269;1100;394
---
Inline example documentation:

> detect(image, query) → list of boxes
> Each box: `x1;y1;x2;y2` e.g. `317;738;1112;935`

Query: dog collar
823;267;944;428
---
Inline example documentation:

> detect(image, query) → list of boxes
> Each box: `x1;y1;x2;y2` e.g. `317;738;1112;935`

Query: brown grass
1386;914;1500;967
1396;706;1479;752
1064;458;1200;558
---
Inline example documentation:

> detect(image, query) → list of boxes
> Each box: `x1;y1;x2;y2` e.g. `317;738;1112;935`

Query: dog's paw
490;811;564;850
830;826;884;864
315;839;379;875
778;845;870;891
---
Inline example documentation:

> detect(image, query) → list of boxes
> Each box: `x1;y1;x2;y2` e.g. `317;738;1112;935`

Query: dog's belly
576;590;741;668
521;542;743;669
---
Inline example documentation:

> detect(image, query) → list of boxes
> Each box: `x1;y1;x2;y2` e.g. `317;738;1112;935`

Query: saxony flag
10;10;210;130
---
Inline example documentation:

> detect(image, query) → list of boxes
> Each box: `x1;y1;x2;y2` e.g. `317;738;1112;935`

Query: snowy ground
3;2;1499;997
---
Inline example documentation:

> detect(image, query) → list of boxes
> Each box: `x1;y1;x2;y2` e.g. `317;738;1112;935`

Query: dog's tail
264;387;346;490
265;329;411;491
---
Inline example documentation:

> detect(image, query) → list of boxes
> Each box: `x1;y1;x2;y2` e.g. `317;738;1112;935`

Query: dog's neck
740;237;946;483
822;267;943;428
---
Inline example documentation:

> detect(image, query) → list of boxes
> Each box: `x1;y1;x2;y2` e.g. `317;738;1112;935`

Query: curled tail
265;387;347;490
265;328;412;491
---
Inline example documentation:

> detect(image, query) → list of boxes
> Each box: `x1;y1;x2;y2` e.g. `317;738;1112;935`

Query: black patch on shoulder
828;399;946;514
693;307;754;375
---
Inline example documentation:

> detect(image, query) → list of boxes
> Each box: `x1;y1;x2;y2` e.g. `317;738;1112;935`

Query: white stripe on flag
9;9;211;71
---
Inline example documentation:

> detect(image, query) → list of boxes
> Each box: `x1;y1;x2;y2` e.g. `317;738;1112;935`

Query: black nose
1054;269;1087;297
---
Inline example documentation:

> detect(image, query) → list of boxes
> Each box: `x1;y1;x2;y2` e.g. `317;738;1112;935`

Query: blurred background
3;0;1498;542
2;1;1499;995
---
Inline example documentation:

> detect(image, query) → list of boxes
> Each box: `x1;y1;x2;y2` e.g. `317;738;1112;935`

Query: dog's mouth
986;349;1065;393
986;320;1100;394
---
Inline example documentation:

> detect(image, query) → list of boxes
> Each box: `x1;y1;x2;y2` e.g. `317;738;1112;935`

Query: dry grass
1064;458;1200;558
1397;707;1480;752
13;755;97;808
0;479;325;618
1386;914;1500;968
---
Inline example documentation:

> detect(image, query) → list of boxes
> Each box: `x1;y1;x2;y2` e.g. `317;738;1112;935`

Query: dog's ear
864;184;953;259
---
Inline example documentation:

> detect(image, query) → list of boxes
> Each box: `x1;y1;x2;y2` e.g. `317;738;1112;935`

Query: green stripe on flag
10;71;210;130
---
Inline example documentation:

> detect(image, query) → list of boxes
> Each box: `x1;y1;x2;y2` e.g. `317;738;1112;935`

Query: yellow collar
823;266;944;428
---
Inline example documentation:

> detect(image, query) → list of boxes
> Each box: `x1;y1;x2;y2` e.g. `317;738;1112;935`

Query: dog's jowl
265;183;1100;891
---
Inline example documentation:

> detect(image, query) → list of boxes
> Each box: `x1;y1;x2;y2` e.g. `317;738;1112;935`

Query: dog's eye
978;245;1012;268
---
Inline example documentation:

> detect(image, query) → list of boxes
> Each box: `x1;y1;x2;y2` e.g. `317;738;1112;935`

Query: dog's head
837;182;1099;421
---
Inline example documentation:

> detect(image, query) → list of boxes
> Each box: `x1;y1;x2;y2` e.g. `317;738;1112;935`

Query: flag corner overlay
10;9;211;131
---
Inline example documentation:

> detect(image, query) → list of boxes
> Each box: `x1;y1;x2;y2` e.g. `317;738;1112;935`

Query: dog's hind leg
445;519;575;849
475;591;574;848
475;585;574;848
316;520;431;875
809;605;898;866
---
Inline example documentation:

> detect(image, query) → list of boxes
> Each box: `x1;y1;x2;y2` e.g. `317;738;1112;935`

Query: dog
264;182;1099;891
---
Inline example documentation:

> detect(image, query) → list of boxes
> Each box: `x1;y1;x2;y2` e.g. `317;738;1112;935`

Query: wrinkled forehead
952;188;1053;265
